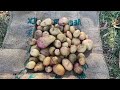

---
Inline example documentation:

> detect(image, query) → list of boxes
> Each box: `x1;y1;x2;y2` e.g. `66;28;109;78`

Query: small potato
50;56;59;65
66;31;72;39
64;25;70;32
50;27;61;36
79;57;86;65
82;39;93;50
54;49;60;56
54;40;61;48
31;45;40;51
34;62;44;72
59;17;69;26
62;59;73;71
26;61;36;69
77;44;87;53
74;63;83;74
34;30;42;39
70;26;75;33
79;32;86;40
43;57;51;66
60;47;70;57
38;54;45;62
29;57;39;63
57;34;67;42
66;38;71;46
70;45;77;53
71;38;80;45
49;47;55;55
45;66;52;73
73;30;80;38
69;54;77;64
30;49;40;57
28;38;37;46
36;20;41;26
62;42;69;47
37;26;43;30
43;26;50;31
40;18;53;26
40;48;50;56
77;53;85;59
53;64;65;76
42;31;49;36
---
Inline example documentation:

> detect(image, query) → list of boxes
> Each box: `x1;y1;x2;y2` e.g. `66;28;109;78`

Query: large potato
43;57;51;66
53;64;65;76
60;47;70;57
79;57;86;65
62;42;69;47
62;59;73;71
34;62;44;72
66;38;71;46
70;26;75;33
70;45;77;53
69;54;77;64
79;32;86;40
58;17;69;26
40;48;50;56
73;30;80;38
38;54;45;62
28;38;37;46
26;61;36;69
45;66;52;73
71;38;80;45
82;39;93;50
54;49;60;56
50;56;59;65
74;63;83;74
49;47;55;55
34;30;42;39
66;31;72;39
77;44;87;53
64;25;70;33
57;34;67;42
54;40;61;48
30;49;40;57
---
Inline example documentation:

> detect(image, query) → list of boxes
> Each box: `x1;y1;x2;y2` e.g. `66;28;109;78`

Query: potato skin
82;39;93;50
50;56;59;65
60;47;70;57
70;26;75;34
42;31;49;36
62;59;73;71
62;42;69;47
34;30;42;39
40;48;50;56
77;44;87;53
54;49;60;56
64;25;70;33
34;62;44;72
57;34;67;42
74;63;83;74
66;31;72;39
39;54;46;62
49;47;55;55
29;57;39;63
73;30;80;38
26;61;36;69
30;49;40;57
79;57;86;65
66;38;72;47
54;40;61;48
45;66;52;73
43;57;51;66
71;38;80;45
77;53;85;59
79;32;86;40
69;54;77;64
59;17;69;26
28;38;37;46
53;64;65;76
70;45;77;54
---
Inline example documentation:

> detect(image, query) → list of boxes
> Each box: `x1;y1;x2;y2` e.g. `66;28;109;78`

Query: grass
99;11;120;79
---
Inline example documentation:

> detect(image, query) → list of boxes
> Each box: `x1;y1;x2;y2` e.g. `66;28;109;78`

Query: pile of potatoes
26;17;93;76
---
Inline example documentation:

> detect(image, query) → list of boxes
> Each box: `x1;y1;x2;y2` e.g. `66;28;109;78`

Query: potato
37;26;43;30
70;26;75;33
62;42;69;47
71;38;80;45
37;35;55;49
57;56;64;63
49;47;55;55
45;66;52;73
53;64;65;76
70;45;77;53
54;49;60;56
38;54;45;62
66;31;72;39
62;59;73;71
42;31;49;36
77;44;87;53
59;17;69;26
64;25;70;32
79;57;86;65
60;47;70;57
29;57;39;63
50;56;59;65
40;18;53;26
26;61;36;69
79;32;86;40
43;26;50;31
73;30;80;38
40;48;50;56
43;57;51;66
31;45;40;51
34;62;44;71
74;63;83;74
36;20;41;26
34;30;42;39
82;39;93;50
69;54;77;64
66;38;71;46
54;40;61;48
30;49;40;57
77;53;85;59
28;38;37;46
50;27;61;36
57;34;67;42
